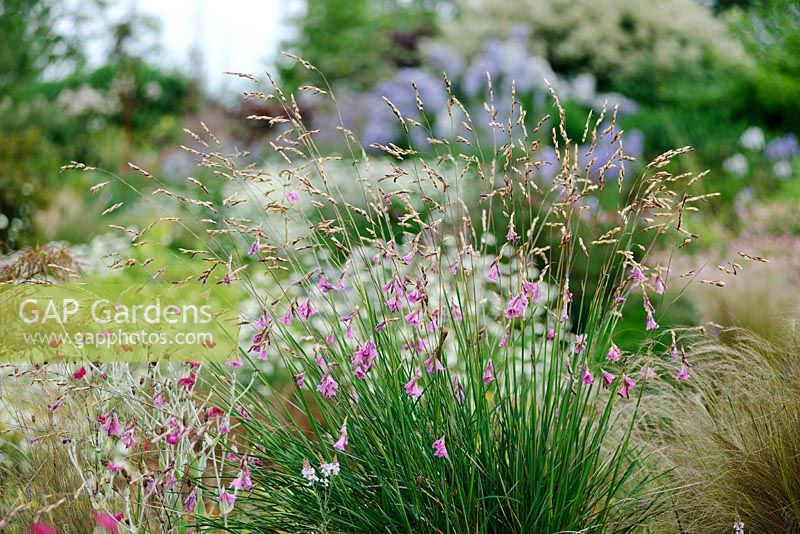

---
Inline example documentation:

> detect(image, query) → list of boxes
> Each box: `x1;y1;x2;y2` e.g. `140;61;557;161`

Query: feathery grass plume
0;244;80;283
46;57;719;531
641;326;800;533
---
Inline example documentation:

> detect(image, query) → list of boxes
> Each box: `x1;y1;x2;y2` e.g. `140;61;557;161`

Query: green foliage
0;129;58;249
278;0;440;90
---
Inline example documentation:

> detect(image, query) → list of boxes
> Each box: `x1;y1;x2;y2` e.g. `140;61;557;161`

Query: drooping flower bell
432;437;449;459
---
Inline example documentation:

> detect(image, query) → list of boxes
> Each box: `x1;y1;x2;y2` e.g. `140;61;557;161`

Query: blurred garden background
2;0;800;531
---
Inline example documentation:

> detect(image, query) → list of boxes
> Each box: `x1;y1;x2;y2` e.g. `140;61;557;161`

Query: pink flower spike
183;487;198;513
404;309;421;328
318;273;335;293
450;300;463;321
297;298;317;320
49;397;64;412
432;437;449;459
424;353;445;373
385;296;402;312
654;275;666;295
219;488;237;512
601;370;615;388
504;293;528;319
294;372;305;388
523;281;541;301
487;261;501;282
230;465;254;491
676;363;691;380
285;190;299;204
607;343;621;362
645;311;659;331
248;237;260;257
506;223;519;242
316;373;339;399
582;367;595;385
100;411;121;437
617;375;636;399
574;334;587;354
404;370;423;399
333;420;348;451
483;360;495;385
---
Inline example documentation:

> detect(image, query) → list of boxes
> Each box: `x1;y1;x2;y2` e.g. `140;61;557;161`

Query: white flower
773;160;792;179
320;460;340;478
723;154;749;177
301;461;319;486
739;127;765;151
733;520;745;534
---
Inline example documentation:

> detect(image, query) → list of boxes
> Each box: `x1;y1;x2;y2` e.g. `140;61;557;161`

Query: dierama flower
318;273;335;293
333;419;348;451
285;190;299;204
607;343;621;362
219;488;236;512
183;487;198;513
450;300;462;320
523;280;541;301
99;411;121;437
297;298;317;319
504;293;528;319
432;437;449;459
506;222;519;242
581;366;594;385
404;309;421;328
574;334;587;354
294;372;305;388
617;375;635;398
483;360;495;384
630;266;646;283
645;311;659;331
546;328;555;340
653;274;666;295
352;336;379;378
601;370;615;388
230;464;254;491
248;236;260;257
424;353;445;373
487;260;501;282
405;370;423;398
676;363;691;380
385;296;402;312
317;372;339;399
